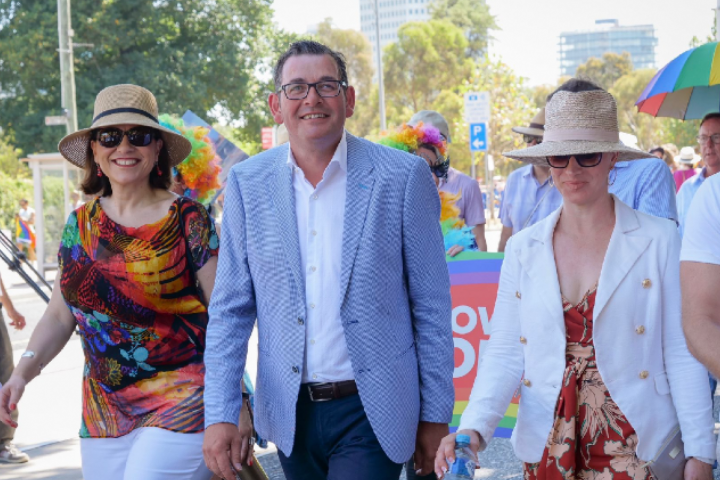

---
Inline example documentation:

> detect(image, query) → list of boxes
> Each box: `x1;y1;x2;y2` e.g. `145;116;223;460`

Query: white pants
80;427;212;480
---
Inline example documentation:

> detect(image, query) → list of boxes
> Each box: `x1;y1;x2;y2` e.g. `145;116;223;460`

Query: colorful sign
448;250;518;439
261;127;274;150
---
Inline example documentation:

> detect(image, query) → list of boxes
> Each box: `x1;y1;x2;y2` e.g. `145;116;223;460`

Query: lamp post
372;0;387;131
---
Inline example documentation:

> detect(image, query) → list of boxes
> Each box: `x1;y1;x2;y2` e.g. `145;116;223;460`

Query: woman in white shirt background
435;79;715;480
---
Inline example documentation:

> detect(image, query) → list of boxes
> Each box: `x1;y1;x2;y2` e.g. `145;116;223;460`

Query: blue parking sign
469;123;487;152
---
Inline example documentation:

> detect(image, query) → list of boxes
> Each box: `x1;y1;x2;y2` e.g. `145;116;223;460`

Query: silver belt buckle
307;383;333;402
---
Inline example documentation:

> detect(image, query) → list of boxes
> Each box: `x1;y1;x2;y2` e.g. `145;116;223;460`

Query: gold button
516;291;521;299
635;325;645;334
522;379;532;387
639;371;649;379
519;336;527;344
642;279;652;289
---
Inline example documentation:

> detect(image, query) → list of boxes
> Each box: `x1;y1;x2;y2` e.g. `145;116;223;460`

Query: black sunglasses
93;127;159;148
523;134;542;144
546;152;603;169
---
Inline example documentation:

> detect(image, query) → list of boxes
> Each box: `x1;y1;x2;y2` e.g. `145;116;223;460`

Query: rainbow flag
15;217;36;249
447;251;518;438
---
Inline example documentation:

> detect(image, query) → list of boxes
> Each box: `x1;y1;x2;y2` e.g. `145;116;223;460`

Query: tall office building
359;0;432;67
558;19;657;76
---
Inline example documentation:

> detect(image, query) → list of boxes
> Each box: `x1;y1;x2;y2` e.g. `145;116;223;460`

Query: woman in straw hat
0;85;246;480
435;79;715;480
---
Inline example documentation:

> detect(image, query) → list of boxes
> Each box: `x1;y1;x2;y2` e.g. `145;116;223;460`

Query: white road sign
45;116;68;126
464;91;490;124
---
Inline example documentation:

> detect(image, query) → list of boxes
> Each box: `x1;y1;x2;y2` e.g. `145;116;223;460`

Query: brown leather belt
304;380;358;402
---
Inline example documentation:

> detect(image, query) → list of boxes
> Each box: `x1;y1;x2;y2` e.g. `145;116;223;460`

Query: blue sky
272;0;718;86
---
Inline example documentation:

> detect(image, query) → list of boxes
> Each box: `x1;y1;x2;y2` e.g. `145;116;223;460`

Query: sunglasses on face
546;152;603;169
523;134;542;144
93;127;159;148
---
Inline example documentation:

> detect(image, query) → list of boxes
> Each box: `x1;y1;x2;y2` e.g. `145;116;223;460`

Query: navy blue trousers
278;388;404;480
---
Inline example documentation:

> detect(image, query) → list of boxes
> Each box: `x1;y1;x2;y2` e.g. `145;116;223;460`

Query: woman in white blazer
435;80;716;480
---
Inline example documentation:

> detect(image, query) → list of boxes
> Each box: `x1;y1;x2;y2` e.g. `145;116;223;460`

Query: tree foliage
0;0;279;155
428;0;497;58
609;69;667;151
383;20;473;115
575;52;633;91
314;18;376;138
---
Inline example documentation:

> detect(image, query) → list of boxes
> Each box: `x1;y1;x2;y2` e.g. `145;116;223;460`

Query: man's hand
7;310;26;331
684;457;713;480
203;422;246;479
413;421;449;476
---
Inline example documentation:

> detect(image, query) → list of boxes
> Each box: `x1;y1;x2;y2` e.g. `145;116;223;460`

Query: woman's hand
684;457;713;480
0;375;27;428
434;429;482;478
446;245;465;257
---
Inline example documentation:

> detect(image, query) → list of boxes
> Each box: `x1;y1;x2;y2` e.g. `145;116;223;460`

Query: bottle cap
456;434;471;445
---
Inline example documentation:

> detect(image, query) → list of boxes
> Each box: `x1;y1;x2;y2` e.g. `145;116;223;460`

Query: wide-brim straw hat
504;87;648;165
59;84;192;168
677;146;700;165
511;108;545;137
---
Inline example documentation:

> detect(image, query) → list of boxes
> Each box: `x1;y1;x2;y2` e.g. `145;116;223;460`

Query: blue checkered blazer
204;133;455;463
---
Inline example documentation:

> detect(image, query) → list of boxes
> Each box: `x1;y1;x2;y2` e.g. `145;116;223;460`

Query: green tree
0;0;279;155
383;20;473;115
453;57;535;178
575;52;633;91
609;69;667;151
0;133;29;179
429;0;497;58
314;18;376;138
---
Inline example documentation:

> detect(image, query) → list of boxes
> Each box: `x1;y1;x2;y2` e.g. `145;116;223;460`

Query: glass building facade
558;20;657;76
359;0;431;69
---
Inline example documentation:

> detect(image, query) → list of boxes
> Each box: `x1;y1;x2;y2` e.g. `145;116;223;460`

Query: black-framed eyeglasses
696;134;720;145
93;127;159;148
280;80;348;100
523;134;542;144
546;152;604;169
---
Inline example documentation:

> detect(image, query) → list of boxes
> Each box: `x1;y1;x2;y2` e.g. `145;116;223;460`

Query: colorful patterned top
58;196;219;438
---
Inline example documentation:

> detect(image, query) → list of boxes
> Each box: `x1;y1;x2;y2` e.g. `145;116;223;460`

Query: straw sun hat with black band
504;85;648;166
59;84;192;168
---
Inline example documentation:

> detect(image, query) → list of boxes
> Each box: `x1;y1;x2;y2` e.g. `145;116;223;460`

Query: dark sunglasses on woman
523;134;542;144
93;127;159;148
546;152;603;169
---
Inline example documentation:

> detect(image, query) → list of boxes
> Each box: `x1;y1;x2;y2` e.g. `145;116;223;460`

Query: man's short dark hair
649;146;665;155
547;78;604;103
700;112;720;127
273;40;349;93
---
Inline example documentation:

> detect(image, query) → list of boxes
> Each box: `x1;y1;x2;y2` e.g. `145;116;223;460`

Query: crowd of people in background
0;38;720;480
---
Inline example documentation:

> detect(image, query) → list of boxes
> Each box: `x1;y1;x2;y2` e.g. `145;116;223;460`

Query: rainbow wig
378;122;447;157
159;115;221;205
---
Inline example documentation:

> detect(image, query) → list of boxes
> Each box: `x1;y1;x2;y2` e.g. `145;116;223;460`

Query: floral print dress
58;197;218;438
524;286;651;480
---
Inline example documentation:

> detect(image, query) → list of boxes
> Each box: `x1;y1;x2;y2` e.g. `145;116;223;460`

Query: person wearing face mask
379;123;476;259
0;85;247;480
408;111;487;252
435;79;715;480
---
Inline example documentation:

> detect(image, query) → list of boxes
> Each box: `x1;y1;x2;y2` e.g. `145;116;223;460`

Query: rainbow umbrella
636;41;720;120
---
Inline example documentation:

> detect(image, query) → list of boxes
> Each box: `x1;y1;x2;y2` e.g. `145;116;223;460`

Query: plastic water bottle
444;433;477;479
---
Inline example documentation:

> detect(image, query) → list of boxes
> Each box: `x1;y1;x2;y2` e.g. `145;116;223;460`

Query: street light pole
372;0;387;131
57;0;78;219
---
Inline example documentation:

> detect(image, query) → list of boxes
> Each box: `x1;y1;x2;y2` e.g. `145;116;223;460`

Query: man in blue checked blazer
202;40;454;480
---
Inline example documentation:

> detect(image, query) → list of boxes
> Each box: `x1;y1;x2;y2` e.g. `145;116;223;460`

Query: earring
156;162;162;175
96;164;102;177
608;168;618;186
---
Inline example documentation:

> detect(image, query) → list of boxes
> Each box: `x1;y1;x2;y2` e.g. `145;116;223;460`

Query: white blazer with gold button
458;196;716;463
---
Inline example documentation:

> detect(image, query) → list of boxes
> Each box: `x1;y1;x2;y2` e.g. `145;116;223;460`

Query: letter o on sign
452;305;477;335
454;338;475;378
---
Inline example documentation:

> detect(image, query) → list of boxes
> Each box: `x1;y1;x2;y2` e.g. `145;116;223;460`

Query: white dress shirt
287;131;353;383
